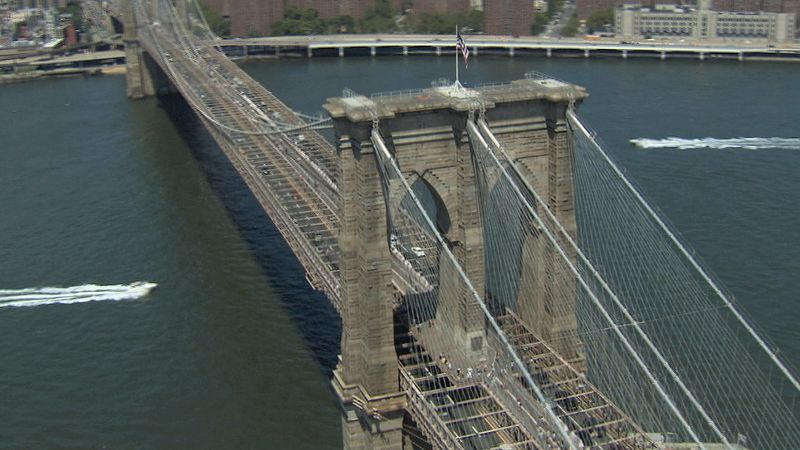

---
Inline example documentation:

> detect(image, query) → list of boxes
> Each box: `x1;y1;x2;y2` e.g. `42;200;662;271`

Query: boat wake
0;282;157;308
630;137;800;150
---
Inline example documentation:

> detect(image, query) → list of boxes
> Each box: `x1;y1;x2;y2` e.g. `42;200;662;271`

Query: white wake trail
630;137;800;150
0;282;157;308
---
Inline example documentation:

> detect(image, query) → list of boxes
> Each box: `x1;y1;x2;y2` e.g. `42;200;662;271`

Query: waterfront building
289;0;403;19
1;0;66;11
410;0;472;14
578;0;619;19
61;21;74;45
485;0;535;35
10;0;65;10
204;0;285;37
616;0;796;42
582;0;799;24
206;0;404;37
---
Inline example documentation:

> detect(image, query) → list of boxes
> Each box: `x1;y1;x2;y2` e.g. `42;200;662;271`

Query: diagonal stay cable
476;117;736;447
370;127;577;450
468;119;710;448
567;110;800;396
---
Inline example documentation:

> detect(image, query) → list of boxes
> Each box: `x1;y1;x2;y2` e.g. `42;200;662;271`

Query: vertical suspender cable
566;110;800;395
466;120;708;448
370;128;578;450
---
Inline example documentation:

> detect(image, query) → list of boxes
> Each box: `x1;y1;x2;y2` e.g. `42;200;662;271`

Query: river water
0;56;797;448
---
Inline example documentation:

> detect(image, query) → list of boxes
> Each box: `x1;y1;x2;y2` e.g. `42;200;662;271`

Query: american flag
456;31;469;66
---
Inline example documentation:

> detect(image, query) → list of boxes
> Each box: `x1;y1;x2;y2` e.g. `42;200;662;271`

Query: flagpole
455;25;459;86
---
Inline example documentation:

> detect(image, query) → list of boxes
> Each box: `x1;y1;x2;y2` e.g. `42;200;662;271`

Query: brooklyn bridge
118;0;800;448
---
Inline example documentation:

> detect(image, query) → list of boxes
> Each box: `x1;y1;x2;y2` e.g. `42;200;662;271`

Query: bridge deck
397;325;548;450
497;310;657;449
139;13;344;309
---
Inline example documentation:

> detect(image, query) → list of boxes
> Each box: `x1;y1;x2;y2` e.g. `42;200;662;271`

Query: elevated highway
218;34;800;62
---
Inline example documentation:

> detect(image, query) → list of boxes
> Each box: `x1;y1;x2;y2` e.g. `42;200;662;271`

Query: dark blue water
0;76;341;448
0;56;797;447
246;55;800;352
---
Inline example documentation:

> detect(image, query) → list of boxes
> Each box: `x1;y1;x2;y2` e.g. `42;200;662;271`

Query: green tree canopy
531;12;549;35
58;2;84;31
560;14;579;37
359;0;397;33
586;9;614;33
272;7;327;35
404;10;484;34
329;15;356;33
198;0;231;37
529;0;565;36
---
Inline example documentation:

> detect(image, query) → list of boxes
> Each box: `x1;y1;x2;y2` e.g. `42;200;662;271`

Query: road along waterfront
220;34;800;62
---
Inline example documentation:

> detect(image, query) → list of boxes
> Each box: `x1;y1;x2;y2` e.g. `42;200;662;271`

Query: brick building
61;21;76;45
206;0;403;36
576;0;617;19
484;0;535;35
208;0;798;37
410;0;472;14
210;0;285;37
292;0;385;19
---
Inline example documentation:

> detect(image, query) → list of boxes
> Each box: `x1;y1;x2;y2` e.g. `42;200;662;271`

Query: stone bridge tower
324;79;587;449
121;0;156;98
120;0;189;98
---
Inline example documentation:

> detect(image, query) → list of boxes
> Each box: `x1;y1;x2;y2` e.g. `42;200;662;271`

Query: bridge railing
132;0;344;308
399;366;463;449
372;129;580;448
369;87;431;100
566;112;800;448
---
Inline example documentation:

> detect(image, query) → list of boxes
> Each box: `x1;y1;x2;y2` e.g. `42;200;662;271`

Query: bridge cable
371;127;579;449
473;117;726;448
566;110;799;446
568;110;800;395
467;120;707;447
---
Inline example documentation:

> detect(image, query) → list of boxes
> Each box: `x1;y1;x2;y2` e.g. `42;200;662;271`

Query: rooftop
324;77;588;123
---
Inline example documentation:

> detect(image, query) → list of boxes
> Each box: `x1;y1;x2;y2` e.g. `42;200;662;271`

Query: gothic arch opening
400;174;451;236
